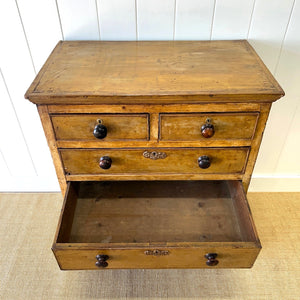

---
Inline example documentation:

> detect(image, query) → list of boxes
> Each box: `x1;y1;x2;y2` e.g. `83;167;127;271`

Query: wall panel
98;0;136;40
276;103;300;174
175;0;215;40
0;0;56;180
248;0;295;73
248;0;295;175
0;0;299;191
16;0;62;71
0;151;10;177
57;0;100;40
137;0;175;40
0;70;35;177
212;0;255;39
273;0;300;174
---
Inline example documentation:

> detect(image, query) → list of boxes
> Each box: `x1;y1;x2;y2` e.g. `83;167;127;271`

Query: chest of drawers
25;40;284;269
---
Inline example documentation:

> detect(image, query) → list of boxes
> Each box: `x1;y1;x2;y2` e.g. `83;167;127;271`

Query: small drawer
52;181;261;269
60;147;249;176
160;113;258;141
51;114;149;141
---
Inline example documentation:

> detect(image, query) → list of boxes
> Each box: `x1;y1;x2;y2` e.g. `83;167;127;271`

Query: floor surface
0;192;299;299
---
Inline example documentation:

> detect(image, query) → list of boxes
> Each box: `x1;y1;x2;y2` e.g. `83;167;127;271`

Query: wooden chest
25;40;284;269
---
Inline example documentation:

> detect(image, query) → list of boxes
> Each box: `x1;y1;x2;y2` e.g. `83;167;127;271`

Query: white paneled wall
57;0;100;40
212;0;256;39
0;0;299;192
174;0;215;40
98;0;136;40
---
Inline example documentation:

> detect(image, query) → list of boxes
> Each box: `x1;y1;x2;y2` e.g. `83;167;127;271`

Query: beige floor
0;192;299;300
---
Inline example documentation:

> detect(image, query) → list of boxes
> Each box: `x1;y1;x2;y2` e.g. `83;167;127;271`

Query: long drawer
60;148;249;175
52;181;261;269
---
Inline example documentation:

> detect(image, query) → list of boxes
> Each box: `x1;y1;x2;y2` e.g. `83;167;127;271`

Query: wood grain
52;180;260;269
51;113;149;141
228;181;260;243
60;147;249;175
160;113;258;141
47;103;261;113
243;103;272;191
25;40;284;104
37;105;67;196
53;246;261;269
65;173;244;182
56;140;252;149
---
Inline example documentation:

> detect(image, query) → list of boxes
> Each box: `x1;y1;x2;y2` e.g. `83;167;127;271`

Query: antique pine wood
25;40;284;270
60;148;249;175
66;181;252;243
52;181;261;269
47;103;262;113
65;173;244;182
51;114;149;141
25;40;283;103
37;106;67;195
160;113;258;141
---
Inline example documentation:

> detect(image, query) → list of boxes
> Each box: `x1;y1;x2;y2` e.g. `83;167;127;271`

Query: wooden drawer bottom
52;181;261;269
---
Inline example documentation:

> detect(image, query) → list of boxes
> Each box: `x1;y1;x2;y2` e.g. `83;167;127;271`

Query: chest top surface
25;40;284;104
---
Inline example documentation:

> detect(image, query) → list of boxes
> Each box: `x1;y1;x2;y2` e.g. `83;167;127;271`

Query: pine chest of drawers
25;40;284;270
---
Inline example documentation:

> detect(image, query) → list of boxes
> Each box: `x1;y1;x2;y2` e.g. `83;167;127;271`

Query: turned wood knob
205;253;219;266
201;123;215;138
96;254;109;268
93;120;107;139
99;156;112;169
198;156;211;169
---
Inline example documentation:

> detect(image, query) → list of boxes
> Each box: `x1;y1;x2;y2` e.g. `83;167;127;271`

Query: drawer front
60;148;249;175
51;114;149;141
160;113;258;141
53;247;260;270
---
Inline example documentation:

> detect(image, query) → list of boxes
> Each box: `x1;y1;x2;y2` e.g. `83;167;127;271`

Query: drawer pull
99;156;112;169
145;250;169;256
143;150;167;160
198;155;211;169
93;119;107;139
95;254;109;268
205;253;219;266
201;119;215;138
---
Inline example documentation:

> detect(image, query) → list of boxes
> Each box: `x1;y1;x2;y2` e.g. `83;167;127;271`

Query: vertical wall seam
0;68;38;175
15;0;36;74
272;0;296;173
173;0;177;40
210;0;217;40
135;0;138;40
55;0;64;40
274;0;296;76
247;0;257;39
0;150;12;176
274;105;298;173
95;0;101;40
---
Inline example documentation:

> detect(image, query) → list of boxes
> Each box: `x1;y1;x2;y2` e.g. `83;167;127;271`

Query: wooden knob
198;156;211;169
96;254;109;268
93;121;107;139
201;123;215;138
99;156;112;169
205;253;219;266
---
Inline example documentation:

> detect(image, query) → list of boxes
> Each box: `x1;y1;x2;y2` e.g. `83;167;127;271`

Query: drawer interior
56;180;258;245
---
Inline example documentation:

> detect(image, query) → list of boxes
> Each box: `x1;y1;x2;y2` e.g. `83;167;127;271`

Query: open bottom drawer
52;181;261;269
